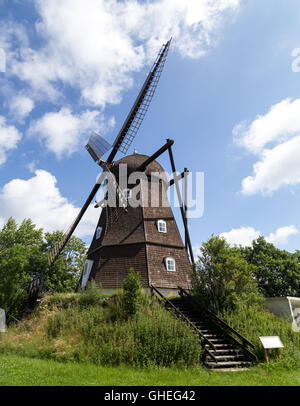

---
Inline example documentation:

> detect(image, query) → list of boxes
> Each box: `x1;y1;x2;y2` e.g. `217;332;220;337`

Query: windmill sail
108;39;171;159
47;39;171;269
85;132;112;163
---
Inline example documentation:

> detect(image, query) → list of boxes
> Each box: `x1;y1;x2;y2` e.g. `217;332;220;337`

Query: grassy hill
0;287;202;368
0;285;299;387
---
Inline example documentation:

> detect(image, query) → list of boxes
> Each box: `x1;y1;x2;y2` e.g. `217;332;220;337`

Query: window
123;188;132;199
96;226;102;239
81;259;94;288
165;257;176;272
157;219;167;233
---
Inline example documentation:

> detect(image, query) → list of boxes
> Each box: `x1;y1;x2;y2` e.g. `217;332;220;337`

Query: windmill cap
111;153;167;183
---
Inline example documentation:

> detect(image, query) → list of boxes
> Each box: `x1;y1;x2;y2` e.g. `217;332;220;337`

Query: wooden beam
136;139;174;172
168;146;195;265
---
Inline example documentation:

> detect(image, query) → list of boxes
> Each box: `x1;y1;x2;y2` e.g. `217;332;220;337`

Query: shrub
220;303;300;368
78;281;104;308
121;269;142;319
45;300;202;367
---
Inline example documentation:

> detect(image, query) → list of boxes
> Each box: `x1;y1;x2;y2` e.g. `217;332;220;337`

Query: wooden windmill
46;39;194;297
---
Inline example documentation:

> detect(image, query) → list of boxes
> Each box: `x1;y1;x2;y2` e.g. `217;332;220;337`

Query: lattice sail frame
115;41;171;155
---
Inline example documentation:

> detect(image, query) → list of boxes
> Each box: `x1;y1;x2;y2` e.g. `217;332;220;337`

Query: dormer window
96;226;102;240
123;188;132;199
157;219;167;233
165;257;175;272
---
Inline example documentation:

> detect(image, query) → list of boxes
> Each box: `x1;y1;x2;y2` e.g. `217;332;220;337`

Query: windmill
29;39;195;301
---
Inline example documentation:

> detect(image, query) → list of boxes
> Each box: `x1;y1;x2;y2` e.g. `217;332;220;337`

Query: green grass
0;291;201;368
0;354;299;386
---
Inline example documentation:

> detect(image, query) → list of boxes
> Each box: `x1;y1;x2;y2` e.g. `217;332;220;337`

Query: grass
0;287;299;386
0;289;201;368
0;354;300;386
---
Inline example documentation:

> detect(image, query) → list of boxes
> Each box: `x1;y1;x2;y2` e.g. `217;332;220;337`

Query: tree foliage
191;235;262;312
238;236;300;297
0;217;86;319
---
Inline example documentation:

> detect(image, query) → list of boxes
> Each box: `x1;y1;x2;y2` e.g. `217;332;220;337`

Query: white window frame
96;226;102;240
157;219;167;233
165;257;176;272
123;188;132;199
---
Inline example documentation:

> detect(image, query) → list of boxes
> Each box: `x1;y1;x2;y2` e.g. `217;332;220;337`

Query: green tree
0;218;87;319
0;218;44;318
43;231;86;292
240;236;300;297
191;235;262;312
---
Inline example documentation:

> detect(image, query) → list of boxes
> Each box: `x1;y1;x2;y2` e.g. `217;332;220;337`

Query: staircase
151;286;257;370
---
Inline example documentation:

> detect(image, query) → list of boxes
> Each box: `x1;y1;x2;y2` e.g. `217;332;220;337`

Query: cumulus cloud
241;135;300;195
27;108;112;158
220;227;260;247
0;116;21;165
234;98;300;195
266;225;298;245
10;0;240;106
0;169;100;238
9;95;35;121
220;225;298;247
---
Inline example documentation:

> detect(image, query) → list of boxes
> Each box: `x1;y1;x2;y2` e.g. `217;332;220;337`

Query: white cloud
10;0;239;106
266;225;298;245
234;98;300;195
220;225;298;247
220;227;261;247
0;169;100;238
241;135;300;195
9;95;35;121
0;116;22;165
27;108;110;158
233;99;300;155
192;243;202;258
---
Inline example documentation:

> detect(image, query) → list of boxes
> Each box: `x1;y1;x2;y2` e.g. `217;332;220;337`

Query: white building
265;297;300;331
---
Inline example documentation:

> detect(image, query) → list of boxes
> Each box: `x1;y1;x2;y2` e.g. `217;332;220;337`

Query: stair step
205;361;252;368
203;335;219;339
213;355;244;361
211;349;242;355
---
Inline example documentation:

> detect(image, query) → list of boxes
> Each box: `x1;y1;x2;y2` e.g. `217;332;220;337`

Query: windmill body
84;153;191;296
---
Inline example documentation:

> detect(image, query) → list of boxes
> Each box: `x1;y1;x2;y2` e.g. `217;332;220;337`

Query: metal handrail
150;285;218;360
178;287;257;361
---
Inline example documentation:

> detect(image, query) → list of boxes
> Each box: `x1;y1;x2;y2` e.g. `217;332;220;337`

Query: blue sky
1;0;300;254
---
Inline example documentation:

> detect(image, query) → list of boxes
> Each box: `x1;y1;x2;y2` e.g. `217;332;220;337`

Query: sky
1;0;300;256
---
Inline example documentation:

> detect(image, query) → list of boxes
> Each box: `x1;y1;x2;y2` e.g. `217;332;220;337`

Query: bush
220;303;300;368
45;299;201;367
78;281;104;308
121;269;142;319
